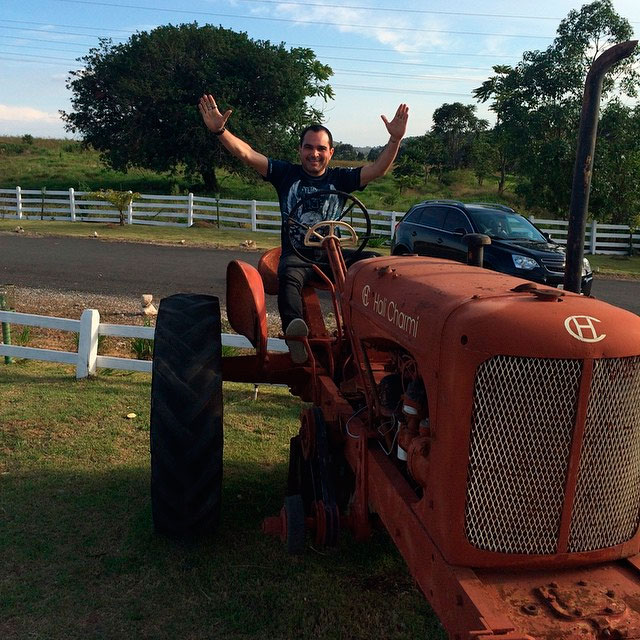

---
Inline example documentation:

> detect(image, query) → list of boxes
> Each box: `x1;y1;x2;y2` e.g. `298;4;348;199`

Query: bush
0;143;27;155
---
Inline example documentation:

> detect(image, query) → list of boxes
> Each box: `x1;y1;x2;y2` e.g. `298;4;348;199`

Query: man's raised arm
199;94;268;177
360;103;409;186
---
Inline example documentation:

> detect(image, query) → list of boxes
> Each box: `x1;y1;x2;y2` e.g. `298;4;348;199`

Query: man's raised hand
381;103;409;142
198;94;232;133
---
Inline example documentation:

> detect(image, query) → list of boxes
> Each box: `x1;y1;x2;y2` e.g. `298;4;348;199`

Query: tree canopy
473;0;638;219
62;23;333;192
431;103;488;170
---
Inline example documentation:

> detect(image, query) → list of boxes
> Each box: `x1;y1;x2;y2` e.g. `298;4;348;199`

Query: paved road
1;234;638;314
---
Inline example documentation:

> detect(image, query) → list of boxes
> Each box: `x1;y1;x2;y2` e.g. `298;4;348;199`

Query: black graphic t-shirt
265;159;364;258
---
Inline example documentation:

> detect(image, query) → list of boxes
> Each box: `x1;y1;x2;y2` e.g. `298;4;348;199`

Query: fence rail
1;187;638;254
0;309;287;378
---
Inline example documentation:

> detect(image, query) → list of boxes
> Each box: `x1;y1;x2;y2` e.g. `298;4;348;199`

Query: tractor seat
257;246;332;295
226;260;268;365
257;247;281;296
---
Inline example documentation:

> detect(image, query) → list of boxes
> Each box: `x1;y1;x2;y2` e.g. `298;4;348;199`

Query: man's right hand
198;94;232;133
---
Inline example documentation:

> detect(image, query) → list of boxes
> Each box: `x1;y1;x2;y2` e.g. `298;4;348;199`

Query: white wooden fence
0;187;399;238
1;187;638;254
0;309;287;379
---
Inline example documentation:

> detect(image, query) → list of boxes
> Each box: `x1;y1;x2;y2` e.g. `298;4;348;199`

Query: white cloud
263;2;449;53
0;105;61;124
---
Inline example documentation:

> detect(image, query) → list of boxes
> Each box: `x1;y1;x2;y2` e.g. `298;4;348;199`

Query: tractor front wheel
150;293;223;538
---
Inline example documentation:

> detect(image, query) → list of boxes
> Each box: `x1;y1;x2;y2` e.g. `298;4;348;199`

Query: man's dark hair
299;124;334;148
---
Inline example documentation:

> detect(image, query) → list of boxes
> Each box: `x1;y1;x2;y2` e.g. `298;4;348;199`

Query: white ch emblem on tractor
362;284;371;307
564;315;606;343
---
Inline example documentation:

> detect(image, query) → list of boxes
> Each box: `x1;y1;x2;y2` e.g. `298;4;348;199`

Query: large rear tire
150;294;223;538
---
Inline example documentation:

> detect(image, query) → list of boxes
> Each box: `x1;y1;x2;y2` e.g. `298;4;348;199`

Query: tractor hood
343;255;640;361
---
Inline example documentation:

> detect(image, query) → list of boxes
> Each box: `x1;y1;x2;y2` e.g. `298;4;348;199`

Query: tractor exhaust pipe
564;40;638;293
464;233;491;267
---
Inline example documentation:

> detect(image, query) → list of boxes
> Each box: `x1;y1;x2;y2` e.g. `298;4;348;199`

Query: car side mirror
543;232;552;241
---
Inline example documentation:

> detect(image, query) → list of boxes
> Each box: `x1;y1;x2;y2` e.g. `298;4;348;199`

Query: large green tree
62;23;333;192
396;134;445;185
590;101;640;224
474;1;638;217
430;102;488;170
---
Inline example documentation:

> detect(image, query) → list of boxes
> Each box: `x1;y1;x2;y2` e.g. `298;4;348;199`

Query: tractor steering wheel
284;189;371;264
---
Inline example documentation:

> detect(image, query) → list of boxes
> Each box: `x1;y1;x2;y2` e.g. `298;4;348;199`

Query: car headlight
582;257;591;276
512;254;538;270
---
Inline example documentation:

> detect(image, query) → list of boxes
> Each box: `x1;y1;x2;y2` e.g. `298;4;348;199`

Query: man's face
299;130;334;176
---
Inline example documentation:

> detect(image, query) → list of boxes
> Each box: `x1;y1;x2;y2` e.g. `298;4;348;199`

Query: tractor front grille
569;357;640;552
464;355;640;555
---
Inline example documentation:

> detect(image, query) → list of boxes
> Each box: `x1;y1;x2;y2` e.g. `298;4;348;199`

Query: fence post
0;291;13;365
529;214;536;224
390;211;398;238
77;309;100;378
16;186;22;219
589;219;597;255
187;192;194;227
69;187;76;222
127;191;133;225
250;200;257;232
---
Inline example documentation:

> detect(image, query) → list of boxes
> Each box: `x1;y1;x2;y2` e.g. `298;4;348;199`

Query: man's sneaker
285;318;309;364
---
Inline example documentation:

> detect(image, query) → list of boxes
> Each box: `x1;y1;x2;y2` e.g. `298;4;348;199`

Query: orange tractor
149;42;640;640
150;186;640;639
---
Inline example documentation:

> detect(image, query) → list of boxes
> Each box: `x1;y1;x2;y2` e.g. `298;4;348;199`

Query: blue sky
1;0;639;146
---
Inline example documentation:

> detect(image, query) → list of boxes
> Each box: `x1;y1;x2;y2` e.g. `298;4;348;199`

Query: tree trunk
498;158;507;195
200;166;219;194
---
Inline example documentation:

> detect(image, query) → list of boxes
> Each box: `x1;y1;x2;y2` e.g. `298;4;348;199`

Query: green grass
0;360;444;640
588;254;640;277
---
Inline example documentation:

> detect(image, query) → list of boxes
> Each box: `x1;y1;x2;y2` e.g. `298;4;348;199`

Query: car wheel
392;244;411;256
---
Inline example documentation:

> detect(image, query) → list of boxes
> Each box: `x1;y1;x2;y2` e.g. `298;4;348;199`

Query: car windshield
469;210;547;242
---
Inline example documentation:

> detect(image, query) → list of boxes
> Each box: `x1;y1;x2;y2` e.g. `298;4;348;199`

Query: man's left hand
381;103;409;142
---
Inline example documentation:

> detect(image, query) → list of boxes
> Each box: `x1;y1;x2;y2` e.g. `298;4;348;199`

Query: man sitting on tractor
198;93;409;362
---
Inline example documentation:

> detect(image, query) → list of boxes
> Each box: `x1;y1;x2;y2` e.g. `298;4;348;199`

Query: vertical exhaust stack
464;233;491;267
565;40;638;293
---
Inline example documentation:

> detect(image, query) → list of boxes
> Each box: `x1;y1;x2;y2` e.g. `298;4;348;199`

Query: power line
333;84;473;97
0;19;133;35
0;29;509;71
333;69;484;82
12;1;555;39
0;42;87;54
322;55;491;72
0;35;92;48
0;31;519;61
286;42;518;60
0;56;66;66
0;24;123;39
0;40;498;73
185;0;565;21
0;50;75;62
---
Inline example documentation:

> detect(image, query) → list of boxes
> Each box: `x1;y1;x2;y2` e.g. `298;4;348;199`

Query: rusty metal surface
475;563;640;639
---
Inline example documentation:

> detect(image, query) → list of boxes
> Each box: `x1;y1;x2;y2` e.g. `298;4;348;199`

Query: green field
0;135;519;213
0;360;445;639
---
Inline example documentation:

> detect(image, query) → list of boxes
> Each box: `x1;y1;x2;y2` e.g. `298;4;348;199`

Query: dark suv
391;200;593;295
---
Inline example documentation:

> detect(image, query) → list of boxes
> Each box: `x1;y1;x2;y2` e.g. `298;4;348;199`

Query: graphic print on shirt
285;181;345;252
